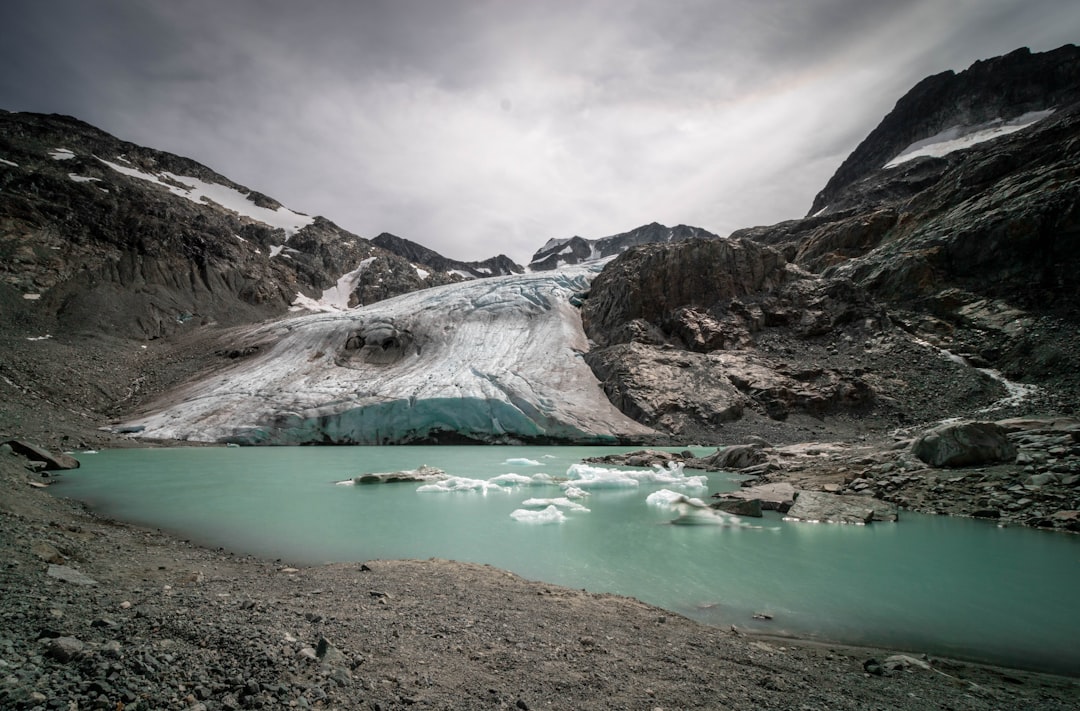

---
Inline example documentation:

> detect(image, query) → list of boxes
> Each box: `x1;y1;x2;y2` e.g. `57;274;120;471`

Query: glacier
125;265;657;445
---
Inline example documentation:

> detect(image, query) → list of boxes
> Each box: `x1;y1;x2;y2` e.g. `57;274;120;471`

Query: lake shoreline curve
2;450;1077;710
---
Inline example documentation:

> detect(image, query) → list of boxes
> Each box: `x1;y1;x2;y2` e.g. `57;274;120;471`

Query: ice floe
561;462;707;490
510;505;566;524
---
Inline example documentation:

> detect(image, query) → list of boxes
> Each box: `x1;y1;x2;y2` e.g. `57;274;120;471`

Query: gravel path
2;451;1078;710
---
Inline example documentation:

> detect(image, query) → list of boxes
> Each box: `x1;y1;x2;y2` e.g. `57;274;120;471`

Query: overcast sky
2;1;1077;264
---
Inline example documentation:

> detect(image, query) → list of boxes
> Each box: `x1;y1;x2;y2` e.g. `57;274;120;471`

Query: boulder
710;498;763;518
722;482;796;513
785;491;898;524
4;440;80;470
690;445;767;471
911;421;1016;468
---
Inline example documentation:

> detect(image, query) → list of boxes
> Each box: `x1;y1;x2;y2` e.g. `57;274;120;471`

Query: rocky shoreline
587;416;1080;533
3;444;1080;710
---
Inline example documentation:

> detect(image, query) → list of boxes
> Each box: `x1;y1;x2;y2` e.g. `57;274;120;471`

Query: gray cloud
2;0;1078;263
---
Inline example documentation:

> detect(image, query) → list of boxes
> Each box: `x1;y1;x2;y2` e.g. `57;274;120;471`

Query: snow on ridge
884;109;1055;169
290;257;378;313
97;157;314;235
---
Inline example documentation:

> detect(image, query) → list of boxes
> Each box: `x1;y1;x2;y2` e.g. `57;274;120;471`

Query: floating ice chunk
488;473;535;487
530;472;554;484
646;489;690;507
562;485;589;499
670;508;744;526
416;476;507;493
504;457;541;466
520;497;591;512
563;462;706;489
563;463;640;489
510;505;566;524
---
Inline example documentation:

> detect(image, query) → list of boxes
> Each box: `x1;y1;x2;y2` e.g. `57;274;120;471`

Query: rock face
912;421;1017;467
528;222;720;271
576;45;1080;442
811;45;1080;213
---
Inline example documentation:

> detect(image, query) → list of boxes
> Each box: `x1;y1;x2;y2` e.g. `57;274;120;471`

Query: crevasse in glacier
126;265;657;444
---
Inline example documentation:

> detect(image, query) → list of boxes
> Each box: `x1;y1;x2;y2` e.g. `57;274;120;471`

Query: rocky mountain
371;232;523;279
2;45;1078;454
581;44;1080;442
0;110;476;342
527;222;720;271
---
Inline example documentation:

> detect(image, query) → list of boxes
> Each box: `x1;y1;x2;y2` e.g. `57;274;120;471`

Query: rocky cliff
581;45;1080;442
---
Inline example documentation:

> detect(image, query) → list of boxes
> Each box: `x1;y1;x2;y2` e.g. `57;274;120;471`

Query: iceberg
123;266;657;444
510;505;567;524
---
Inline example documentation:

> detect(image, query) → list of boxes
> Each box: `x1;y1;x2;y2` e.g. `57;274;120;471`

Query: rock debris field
3;450;1079;710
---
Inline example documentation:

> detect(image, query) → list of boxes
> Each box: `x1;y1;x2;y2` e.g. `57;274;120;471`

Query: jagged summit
811;44;1080;214
371;232;522;279
528;222;720;271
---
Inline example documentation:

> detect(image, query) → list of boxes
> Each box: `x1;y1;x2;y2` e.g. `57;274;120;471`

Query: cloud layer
2;0;1077;263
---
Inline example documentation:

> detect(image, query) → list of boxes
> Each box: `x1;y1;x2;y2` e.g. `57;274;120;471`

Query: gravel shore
2;451;1078;710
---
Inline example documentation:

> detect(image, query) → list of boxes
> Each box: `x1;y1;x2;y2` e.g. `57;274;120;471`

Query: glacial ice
510;505;567;524
520;497;591;512
125;265;657;445
561;463;707;490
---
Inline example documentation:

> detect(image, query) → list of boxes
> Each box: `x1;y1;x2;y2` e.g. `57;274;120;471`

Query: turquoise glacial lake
57;446;1080;674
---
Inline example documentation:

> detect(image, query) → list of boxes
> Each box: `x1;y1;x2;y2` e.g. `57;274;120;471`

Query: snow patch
415;266;430;279
0;157;18;167
26;334;52;341
49;148;75;160
97;158;313;235
22;293;41;300
290;257;377;313
68;173;101;183
884;110;1054;168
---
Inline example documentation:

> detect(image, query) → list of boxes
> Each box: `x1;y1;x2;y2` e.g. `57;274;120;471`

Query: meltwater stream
57;446;1080;675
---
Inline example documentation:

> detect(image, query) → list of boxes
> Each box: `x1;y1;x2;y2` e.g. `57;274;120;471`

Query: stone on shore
722;482;796;512
785;491;898;524
911;421;1016;468
47;564;99;586
710;498;764;517
4;440;80;470
689;444;768;471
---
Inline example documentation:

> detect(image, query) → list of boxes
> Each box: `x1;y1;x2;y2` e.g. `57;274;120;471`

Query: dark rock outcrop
911;421;1017;467
528;222;720;271
4;440;79;470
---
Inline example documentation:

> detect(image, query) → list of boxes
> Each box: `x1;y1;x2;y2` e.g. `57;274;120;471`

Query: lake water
57;446;1080;674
